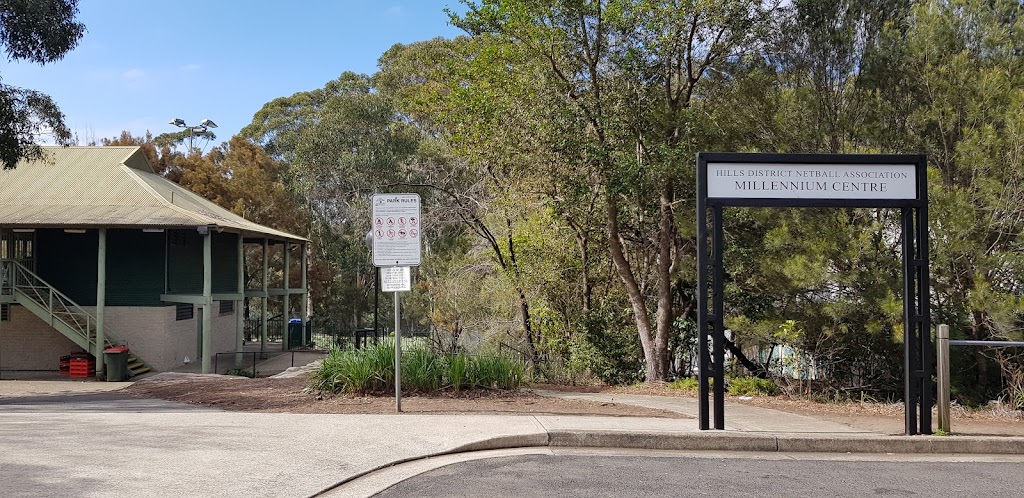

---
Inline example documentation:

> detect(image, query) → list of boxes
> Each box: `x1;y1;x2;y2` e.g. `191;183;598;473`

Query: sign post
371;194;422;413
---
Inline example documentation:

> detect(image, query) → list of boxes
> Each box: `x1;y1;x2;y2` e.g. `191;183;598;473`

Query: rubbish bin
287;319;303;349
103;346;130;382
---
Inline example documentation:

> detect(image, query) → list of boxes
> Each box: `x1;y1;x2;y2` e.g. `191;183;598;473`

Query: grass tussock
309;343;528;395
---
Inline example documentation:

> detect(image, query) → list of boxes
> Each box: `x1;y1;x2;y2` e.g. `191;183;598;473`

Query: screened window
175;303;194;321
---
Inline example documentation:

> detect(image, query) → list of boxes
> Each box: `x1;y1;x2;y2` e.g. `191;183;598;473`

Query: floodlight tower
168;118;218;151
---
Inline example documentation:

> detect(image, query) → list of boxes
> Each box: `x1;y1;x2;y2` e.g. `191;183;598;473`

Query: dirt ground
121;375;1024;436
122;375;682;418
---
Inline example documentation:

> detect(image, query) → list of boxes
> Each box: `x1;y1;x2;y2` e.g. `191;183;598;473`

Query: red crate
68;358;95;378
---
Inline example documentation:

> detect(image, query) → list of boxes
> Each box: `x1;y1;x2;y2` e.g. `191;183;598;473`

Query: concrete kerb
450;430;1024;455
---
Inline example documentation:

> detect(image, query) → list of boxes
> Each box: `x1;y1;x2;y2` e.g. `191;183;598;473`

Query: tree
243;72;421;323
0;0;85;169
100;131;178;179
453;0;778;382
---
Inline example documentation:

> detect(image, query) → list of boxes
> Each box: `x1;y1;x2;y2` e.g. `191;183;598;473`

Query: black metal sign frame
696;152;931;435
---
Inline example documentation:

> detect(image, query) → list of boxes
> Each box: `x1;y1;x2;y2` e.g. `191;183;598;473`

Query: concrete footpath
1;380;1022;498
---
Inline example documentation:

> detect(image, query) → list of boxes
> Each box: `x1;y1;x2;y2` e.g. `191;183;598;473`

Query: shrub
728;377;780;396
403;345;444;392
447;353;471;392
471;355;526;390
309;348;381;394
309;346;528;394
365;342;395;384
668;376;712;394
224;368;256;378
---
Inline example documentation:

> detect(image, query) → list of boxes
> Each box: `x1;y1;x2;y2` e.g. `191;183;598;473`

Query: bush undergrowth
668;376;780;396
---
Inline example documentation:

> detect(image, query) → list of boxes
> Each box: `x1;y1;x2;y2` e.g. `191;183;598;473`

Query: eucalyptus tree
242;72;421;324
0;0;85;168
452;0;780;381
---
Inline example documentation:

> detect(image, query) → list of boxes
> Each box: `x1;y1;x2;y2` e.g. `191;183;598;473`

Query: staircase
0;259;152;377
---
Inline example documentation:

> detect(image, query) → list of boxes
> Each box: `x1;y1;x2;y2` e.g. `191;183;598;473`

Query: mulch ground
122;375;1024;436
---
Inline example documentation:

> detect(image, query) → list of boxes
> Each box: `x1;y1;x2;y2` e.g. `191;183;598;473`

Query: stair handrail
2;259;97;347
0;258;12;295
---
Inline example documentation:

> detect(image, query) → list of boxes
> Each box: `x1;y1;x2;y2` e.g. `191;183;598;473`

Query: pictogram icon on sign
398;217;406;226
387;229;395;238
410;217;418;227
375;230;384;238
387;217;395;226
398;229;407;238
410;229;418;237
375;217;383;226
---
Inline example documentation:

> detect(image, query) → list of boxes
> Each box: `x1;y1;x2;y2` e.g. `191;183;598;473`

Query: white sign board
380;266;411;292
707;163;917;200
372;193;422;267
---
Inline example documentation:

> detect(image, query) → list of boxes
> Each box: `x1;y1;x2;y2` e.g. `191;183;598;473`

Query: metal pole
235;235;244;368
917;205;933;434
712;205;726;430
282;244;290;351
261;239;268;357
300;243;308;347
901;207;917;435
937;324;950;433
394;290;402;413
374;268;380;338
96;228;106;380
696;188;709;431
202;231;213;374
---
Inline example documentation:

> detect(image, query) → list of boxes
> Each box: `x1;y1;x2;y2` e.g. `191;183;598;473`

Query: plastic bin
103;346;130;382
287;319;306;349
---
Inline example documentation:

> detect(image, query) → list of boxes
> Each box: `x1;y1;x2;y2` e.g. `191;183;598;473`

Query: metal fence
243;315;432;351
211;350;328;378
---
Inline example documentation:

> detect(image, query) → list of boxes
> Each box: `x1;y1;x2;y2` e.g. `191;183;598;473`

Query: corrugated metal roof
0;146;307;242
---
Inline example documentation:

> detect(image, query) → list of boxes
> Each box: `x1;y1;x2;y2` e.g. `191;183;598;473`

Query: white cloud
121;68;145;80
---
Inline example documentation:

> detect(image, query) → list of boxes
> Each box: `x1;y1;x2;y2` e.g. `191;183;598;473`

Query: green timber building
0;146;308;378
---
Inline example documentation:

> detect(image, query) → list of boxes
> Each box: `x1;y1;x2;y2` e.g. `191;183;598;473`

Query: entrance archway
696;153;931;435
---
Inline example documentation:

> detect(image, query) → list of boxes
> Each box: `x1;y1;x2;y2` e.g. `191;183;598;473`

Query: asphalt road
373;452;1024;498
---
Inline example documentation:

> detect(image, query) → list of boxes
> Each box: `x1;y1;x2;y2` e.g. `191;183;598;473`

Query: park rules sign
707;163;917;200
372;193;422;267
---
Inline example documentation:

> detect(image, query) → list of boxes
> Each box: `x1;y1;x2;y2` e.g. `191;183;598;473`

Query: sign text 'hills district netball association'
707;163;918;200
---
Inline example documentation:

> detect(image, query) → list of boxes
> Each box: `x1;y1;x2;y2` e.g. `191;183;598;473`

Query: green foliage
471;354;526;390
403;345;444;393
576;308;644;385
0;0;86;168
223;368;256;378
310;346;527;394
309;348;379;394
728;377;781;397
446;352;471;392
272;0;1024;404
668;377;701;394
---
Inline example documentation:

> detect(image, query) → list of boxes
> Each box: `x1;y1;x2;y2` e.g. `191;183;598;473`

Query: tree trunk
577;231;593;312
517;287;539;367
653;183;675;380
606;196;659;381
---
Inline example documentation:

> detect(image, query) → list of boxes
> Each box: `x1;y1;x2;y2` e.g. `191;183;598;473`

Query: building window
1;303;9;321
175;303;194;321
219;300;234;315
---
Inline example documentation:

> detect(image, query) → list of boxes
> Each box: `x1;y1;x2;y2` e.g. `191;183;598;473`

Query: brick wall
93;305;243;372
0;304;243;373
0;304;86;371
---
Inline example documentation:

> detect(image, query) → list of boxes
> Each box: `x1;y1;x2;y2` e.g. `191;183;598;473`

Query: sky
2;1;466;147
